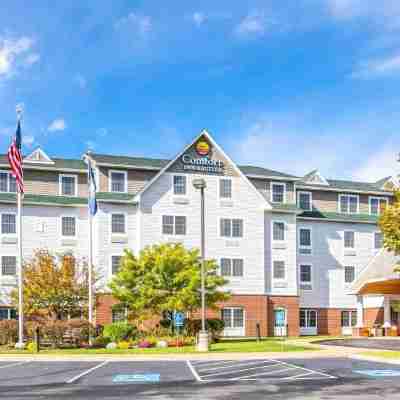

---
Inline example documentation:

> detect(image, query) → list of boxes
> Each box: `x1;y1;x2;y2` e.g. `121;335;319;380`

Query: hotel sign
181;140;224;174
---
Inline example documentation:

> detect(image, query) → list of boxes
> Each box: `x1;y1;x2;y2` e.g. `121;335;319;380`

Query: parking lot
1;357;400;399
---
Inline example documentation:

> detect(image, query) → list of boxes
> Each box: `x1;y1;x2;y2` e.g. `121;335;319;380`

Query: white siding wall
140;172;266;294
298;220;382;308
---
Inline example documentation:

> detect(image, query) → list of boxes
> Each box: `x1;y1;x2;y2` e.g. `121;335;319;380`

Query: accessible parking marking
188;359;337;382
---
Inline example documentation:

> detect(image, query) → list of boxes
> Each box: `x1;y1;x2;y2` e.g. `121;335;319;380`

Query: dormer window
60;175;77;196
298;191;312;211
109;170;127;193
369;197;388;216
271;182;286;203
0;172;17;193
339;194;359;214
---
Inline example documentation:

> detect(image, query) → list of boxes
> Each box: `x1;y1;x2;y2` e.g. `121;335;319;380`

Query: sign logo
196;140;210;156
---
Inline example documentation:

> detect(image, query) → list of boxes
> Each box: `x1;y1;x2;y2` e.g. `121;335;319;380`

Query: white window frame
161;215;187;236
0;212;17;236
373;231;383;250
0;170;16;193
298;226;312;254
108;170;128;193
59;174;78;197
297;191;312;211
341;310;357;328
338;194;359;214
60;215;77;238
219;257;244;278
219;218;244;239
343;230;355;249
299;264;313;288
369;196;388;216
0;254;17;277
221;307;245;329
270;182;286;204
300;309;318;329
272;260;286;282
344;265;355;284
110;212;128;235
219;178;233;199
272;220;286;243
172;174;187;196
110;254;123;277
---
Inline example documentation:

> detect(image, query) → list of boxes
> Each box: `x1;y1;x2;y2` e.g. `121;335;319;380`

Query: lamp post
193;178;209;352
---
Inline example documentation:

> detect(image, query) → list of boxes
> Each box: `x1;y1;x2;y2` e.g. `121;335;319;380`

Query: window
1;214;16;234
110;171;127;193
220;258;244;277
374;232;383;250
220;179;232;199
341;310;357;327
0;171;17;193
339;194;359;214
273;261;286;280
271;183;286;203
344;231;355;249
300;264;312;284
344;266;355;283
162;215;186;235
112;309;126;323
273;222;285;241
370;197;388;216
111;255;122;275
300;309;317;328
60;175;77;196
1;256;16;276
298;192;312;211
0;308;16;320
299;228;312;254
220;218;243;238
61;216;76;237
221;308;244;328
173;175;186;195
111;214;126;234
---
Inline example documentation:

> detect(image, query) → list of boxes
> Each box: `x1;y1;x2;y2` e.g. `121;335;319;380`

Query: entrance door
274;308;287;336
300;309;317;335
341;310;356;335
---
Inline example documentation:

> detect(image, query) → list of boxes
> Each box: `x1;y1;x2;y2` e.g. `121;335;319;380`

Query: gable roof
301;169;329;186
133;129;272;209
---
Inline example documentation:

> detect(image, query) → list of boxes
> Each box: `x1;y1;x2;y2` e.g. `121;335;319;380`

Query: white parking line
198;360;277;373
191;360;237;367
66;360;109;384
0;361;30;369
201;362;283;378
236;367;295;380
269;359;337;379
186;360;202;382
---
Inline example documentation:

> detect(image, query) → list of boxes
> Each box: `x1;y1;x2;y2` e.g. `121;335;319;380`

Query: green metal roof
0;155;86;171
90;153;169;170
298;210;379;224
271;203;301;213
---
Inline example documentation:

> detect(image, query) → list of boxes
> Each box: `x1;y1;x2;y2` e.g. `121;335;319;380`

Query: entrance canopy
351;250;400;295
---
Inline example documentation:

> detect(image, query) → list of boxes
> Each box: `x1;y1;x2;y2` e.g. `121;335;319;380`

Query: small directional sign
174;312;185;327
354;370;400;377
113;374;160;383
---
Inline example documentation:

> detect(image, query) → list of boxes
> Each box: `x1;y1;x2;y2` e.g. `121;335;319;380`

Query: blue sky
1;0;400;181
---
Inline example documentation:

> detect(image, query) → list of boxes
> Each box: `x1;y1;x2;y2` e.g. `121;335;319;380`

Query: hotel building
0;130;398;337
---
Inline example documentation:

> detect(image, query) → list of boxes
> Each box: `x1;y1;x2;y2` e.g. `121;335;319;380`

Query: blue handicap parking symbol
174;312;185;327
354;370;400;377
113;374;160;383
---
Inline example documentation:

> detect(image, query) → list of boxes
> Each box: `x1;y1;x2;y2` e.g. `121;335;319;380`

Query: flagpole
16;108;24;349
88;208;93;345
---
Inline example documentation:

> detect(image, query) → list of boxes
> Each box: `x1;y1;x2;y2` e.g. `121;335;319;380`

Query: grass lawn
0;338;315;355
360;351;400;360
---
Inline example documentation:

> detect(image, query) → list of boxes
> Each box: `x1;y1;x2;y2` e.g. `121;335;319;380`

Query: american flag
7;119;24;194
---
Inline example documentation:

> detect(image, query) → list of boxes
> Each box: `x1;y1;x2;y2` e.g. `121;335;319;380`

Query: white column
383;296;391;328
356;295;364;328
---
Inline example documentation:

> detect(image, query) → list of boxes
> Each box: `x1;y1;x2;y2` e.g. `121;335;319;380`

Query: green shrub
0;320;17;345
103;322;136;343
27;342;38;352
41;320;69;348
185;319;224;341
90;336;110;349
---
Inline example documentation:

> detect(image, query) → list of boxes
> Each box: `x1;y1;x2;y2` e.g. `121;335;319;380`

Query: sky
1;0;400;182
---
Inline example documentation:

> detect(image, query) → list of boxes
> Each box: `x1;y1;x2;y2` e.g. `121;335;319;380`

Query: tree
11;250;92;320
109;243;230;320
379;191;400;271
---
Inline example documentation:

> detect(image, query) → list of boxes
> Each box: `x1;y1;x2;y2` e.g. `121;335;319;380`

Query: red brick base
364;308;384;327
96;293;119;325
268;296;300;337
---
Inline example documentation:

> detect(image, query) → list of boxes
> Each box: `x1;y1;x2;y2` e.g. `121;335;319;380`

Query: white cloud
47;118;66;132
22;134;35;148
24;53;40;66
74;74;87;89
0;36;36;77
97;128;108;137
235;12;267;37
114;12;152;36
85;140;96;150
192;12;206;27
327;0;364;20
352;143;398;182
352;54;400;79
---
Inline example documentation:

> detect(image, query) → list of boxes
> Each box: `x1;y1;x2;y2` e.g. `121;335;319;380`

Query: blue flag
87;157;98;216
